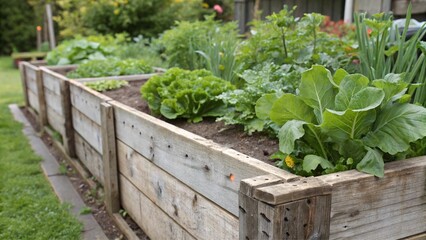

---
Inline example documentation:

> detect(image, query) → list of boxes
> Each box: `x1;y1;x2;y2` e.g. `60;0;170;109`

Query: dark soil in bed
103;80;279;165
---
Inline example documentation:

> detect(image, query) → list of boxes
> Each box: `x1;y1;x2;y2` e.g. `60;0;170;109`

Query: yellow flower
285;155;295;168
113;1;119;7
202;3;209;8
114;9;120;15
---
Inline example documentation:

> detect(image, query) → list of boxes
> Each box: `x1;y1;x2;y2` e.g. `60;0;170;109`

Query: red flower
213;4;223;14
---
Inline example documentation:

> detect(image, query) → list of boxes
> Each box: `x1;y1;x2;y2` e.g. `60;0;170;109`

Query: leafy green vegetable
141;68;235;122
257;65;426;177
67;58;153;78
84;80;129;92
46;36;125;65
217;62;300;134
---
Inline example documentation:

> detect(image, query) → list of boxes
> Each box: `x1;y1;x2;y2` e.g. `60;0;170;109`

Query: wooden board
41;68;62;95
46;105;65;136
74;132;104;184
69;81;111;125
43;87;63;117
120;175;196;240
19;62;30;107
25;66;38;94
72;107;103;154
318;156;426;239
27;89;40;113
111;100;296;216
117;140;239;239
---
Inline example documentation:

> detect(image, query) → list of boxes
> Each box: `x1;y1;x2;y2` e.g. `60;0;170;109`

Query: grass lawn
0;57;82;239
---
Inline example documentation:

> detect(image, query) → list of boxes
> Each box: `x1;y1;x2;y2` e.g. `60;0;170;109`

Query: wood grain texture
112;213;140;240
117;140;239;239
110;100;295;216
318;156;426;240
25;65;38;94
72;107;103;154
101;102;120;214
43;87;63;116
46;105;65;136
35;69;47;127
19;62;30;107
59;79;76;157
120;175;196;240
41;67;62;94
74;132;104;184
27;90;40;113
69;80;111;125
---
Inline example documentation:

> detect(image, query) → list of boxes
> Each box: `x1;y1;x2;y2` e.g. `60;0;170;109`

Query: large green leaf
356;148;384;177
299;65;335;122
335;74;369;110
269;94;316;125
321;109;376;141
278;120;306;154
337;139;367;162
255;93;281;120
335;74;385;111
332;68;349;87
372;74;408;105
303;155;334;172
364;103;426;154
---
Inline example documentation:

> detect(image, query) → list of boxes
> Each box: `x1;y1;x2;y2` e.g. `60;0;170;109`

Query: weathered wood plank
41;67;63;94
111;100;296;216
19;62;30;107
69;81;111;125
35;69;47;127
25;65;38;94
318;156;426;239
46;105;65;136
60;80;76;157
120;175;196;240
112;213;140;240
27;90;40;113
101;103;120;214
44;87;64;117
117;140;239;239
74;132;104;184
72;107;103;154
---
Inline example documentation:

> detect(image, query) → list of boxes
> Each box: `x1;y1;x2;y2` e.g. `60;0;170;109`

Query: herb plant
256;65;426;177
84;80;129;92
67;58;153;78
141;68;235;122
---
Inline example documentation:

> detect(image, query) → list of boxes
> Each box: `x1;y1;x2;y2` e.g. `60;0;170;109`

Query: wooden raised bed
21;62;426;239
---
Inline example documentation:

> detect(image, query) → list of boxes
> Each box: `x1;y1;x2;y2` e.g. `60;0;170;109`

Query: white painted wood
69;81;111;125
74;132;104;184
27;90;40;113
44;87;63;116
72;107;103;154
46;105;65;136
318;157;426;240
117;140;239;239
120;175;196;240
110;100;295;216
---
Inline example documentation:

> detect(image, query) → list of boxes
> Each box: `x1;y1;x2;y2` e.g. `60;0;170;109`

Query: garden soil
103;80;280;164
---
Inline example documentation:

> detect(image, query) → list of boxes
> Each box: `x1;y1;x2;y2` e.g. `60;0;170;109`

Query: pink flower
213;4;223;14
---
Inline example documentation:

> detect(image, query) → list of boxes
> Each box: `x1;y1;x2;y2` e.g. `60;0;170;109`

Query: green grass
0;57;82;239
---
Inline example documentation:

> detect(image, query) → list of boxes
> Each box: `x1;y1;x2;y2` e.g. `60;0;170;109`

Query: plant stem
281;27;288;59
307;124;327;159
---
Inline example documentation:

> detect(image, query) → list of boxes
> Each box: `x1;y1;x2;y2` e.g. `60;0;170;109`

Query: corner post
239;176;332;240
100;102;120;214
19;62;30;107
35;69;47;127
59;79;76;157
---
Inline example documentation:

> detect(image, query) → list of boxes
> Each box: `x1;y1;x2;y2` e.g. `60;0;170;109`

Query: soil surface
21;107;149;240
103;80;279;164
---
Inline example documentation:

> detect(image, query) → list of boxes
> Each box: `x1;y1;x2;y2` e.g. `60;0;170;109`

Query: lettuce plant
141;68;235;123
256;65;426;177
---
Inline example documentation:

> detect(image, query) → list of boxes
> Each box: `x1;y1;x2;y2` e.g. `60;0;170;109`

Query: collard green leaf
356;148;384;177
321;109;376;141
255;93;281;120
278;120;306;154
303;155;334;172
335;74;369;110
299;65;335;122
348;87;385;111
269;94;316;125
337;139;367;163
364;103;426;154
332;68;349;87
372;76;408;105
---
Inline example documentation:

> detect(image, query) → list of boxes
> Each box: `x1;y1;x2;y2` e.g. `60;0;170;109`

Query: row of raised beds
20;6;426;240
